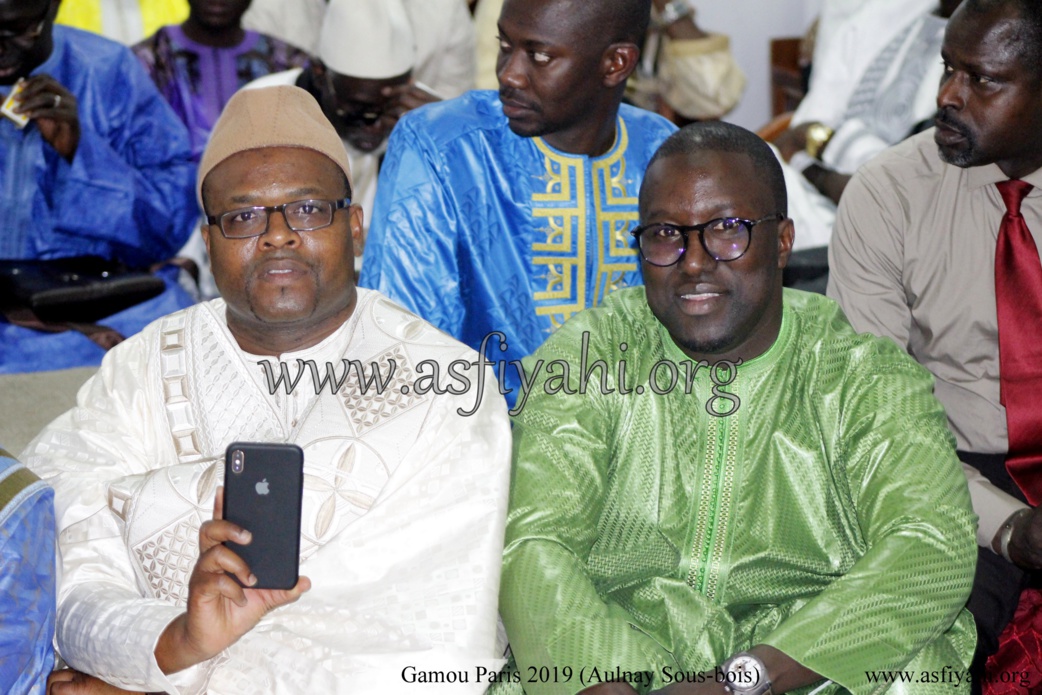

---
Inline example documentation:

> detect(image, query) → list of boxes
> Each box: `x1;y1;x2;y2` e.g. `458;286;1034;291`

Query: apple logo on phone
256;478;270;495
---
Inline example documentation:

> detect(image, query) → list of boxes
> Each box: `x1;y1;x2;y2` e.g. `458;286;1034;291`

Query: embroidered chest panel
530;120;640;331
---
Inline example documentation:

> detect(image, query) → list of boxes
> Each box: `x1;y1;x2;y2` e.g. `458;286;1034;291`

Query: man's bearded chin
935;108;978;167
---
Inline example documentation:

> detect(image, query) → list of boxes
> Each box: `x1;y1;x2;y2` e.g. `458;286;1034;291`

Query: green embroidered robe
499;288;976;695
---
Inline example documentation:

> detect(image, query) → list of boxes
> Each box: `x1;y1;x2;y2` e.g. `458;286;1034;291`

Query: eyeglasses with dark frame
631;213;786;266
0;6;50;48
207;198;351;239
325;72;388;128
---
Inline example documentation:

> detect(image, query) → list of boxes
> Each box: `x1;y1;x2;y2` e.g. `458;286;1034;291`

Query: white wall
803;0;827;24
691;0;821;130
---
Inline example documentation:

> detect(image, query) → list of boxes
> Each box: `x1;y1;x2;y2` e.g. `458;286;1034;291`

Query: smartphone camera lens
231;450;244;474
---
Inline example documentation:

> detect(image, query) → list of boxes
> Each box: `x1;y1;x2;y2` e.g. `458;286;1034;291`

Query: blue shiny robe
0;449;55;695
0;26;197;373
360;91;676;399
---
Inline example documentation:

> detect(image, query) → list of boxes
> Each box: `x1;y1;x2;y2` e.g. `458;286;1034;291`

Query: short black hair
964;0;1042;79
573;0;651;46
641;121;788;216
611;0;653;45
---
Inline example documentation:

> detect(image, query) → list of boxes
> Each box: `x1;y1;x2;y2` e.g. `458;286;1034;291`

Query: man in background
475;0;750;123
829;0;1042;689
0;0;198;372
246;0;418;235
242;0;324;53
473;0;746;123
774;0;961;250
243;0;475;93
134;0;311;162
361;0;677;400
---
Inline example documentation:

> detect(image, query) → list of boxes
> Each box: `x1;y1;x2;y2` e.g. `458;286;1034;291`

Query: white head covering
318;0;416;79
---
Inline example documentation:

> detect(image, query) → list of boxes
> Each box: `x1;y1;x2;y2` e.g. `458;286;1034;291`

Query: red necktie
995;179;1042;504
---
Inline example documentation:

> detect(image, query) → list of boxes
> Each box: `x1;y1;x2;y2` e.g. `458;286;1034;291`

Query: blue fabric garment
0;26;198;373
0;449;56;695
360;91;676;400
0;265;194;373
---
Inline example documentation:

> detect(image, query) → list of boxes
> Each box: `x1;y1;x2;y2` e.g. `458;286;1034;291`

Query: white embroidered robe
26;288;512;694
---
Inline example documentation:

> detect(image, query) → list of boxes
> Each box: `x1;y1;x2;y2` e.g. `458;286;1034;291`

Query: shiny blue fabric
360;91;676;399
0;451;55;695
0;26;197;373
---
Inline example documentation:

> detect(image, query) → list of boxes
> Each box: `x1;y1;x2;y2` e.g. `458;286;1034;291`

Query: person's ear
349;204;364;258
777;216;795;269
602;42;640;88
199;180;214;250
200;212;212;257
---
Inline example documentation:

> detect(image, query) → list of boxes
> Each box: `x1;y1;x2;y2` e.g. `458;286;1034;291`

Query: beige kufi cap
318;0;415;79
197;85;352;208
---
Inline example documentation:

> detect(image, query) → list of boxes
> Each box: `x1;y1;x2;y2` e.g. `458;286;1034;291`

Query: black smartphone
222;442;305;590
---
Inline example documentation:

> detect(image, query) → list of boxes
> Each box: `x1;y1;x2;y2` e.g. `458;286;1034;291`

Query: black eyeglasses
335;105;384;128
207;198;351;239
325;73;387;128
631;214;785;266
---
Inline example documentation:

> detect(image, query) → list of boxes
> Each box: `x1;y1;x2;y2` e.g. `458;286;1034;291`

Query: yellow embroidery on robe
530;119;640;330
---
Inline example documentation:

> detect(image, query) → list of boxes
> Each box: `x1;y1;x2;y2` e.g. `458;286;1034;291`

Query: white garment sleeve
24;339;218;694
822;117;891;174
794;0;936;128
820;43;944;174
963;462;1028;550
792;14;867;128
769;144;837;250
241;0;326;52
413;0;477;99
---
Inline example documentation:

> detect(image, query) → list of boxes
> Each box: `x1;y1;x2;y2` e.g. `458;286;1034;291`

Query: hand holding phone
153;482;310;675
